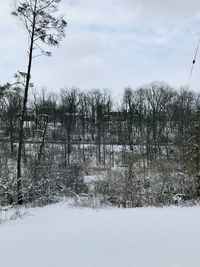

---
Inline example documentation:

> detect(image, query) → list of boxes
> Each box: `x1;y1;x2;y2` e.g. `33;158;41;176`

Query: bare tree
60;88;79;165
12;0;67;204
1;86;22;154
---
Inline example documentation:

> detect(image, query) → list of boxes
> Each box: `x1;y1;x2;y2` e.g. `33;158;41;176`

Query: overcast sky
1;0;200;98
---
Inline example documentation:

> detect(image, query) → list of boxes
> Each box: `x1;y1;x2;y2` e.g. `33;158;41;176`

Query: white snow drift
0;203;200;267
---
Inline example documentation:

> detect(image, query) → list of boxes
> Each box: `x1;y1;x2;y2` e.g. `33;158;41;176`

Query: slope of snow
0;203;200;267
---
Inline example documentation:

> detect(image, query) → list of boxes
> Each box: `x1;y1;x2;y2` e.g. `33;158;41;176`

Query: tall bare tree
12;0;67;204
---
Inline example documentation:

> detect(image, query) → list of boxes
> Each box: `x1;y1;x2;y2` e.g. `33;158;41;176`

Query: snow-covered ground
0;203;200;267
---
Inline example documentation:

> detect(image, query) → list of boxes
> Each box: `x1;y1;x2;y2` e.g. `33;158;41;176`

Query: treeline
0;81;200;206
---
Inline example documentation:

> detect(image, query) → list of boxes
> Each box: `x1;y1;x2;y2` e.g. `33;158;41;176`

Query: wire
187;36;200;89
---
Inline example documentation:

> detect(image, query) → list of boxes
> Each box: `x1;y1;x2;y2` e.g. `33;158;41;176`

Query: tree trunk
16;4;37;204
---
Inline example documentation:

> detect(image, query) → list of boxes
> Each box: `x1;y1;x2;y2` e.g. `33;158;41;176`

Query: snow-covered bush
0;155;17;206
22;160;88;206
92;160;197;207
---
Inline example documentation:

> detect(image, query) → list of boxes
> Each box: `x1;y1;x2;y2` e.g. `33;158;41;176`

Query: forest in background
1;81;200;207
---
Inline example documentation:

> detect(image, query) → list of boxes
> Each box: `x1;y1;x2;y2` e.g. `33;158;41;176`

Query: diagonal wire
187;36;200;89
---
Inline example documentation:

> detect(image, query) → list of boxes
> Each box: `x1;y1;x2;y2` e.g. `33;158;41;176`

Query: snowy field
0;203;200;267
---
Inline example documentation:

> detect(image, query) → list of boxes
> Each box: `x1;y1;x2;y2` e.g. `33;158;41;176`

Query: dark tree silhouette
12;0;67;204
